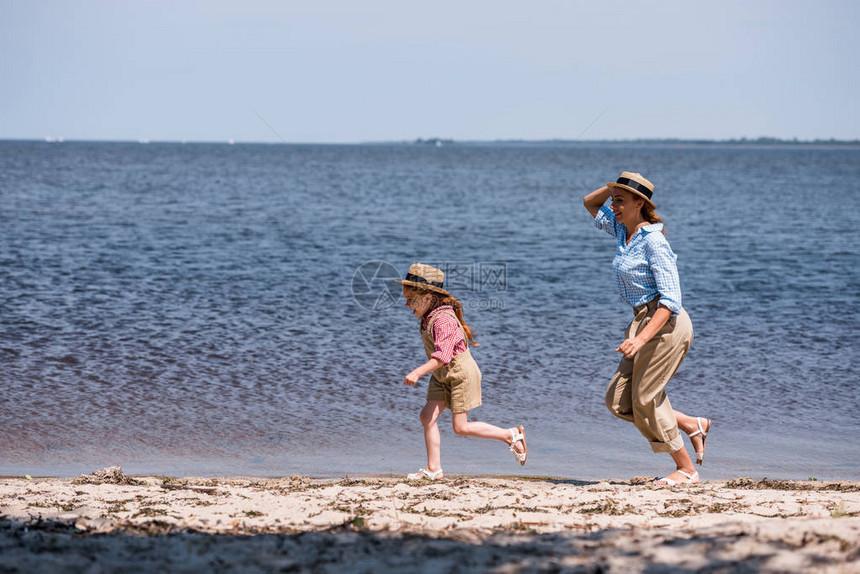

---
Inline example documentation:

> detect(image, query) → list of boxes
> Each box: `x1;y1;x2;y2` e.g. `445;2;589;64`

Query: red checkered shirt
421;305;467;365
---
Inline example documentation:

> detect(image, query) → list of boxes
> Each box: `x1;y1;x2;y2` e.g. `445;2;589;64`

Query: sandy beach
0;467;858;573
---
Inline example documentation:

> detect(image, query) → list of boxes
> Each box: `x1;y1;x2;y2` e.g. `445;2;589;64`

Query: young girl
397;263;526;480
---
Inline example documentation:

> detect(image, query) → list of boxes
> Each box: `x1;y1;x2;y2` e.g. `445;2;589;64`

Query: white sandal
407;468;443;481
687;417;711;465
509;426;527;466
655;469;699;486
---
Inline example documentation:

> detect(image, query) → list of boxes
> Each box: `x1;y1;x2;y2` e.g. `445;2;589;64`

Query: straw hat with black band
607;171;656;208
396;263;451;296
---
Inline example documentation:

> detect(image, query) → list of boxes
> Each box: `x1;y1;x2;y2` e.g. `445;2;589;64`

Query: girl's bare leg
420;401;447;473
450;412;525;454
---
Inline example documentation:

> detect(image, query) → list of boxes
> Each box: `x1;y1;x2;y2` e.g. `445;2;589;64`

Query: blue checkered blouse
594;205;682;314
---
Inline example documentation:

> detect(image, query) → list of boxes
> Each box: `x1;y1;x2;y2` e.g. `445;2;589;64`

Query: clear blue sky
1;0;857;142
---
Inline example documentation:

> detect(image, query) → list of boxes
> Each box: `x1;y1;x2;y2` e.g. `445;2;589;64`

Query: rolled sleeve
646;238;682;314
594;205;620;238
430;314;461;365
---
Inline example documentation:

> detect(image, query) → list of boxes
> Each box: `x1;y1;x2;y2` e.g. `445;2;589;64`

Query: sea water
1;140;858;480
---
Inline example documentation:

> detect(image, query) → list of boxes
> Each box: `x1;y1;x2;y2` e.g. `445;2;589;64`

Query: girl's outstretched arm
584;185;612;217
405;358;445;386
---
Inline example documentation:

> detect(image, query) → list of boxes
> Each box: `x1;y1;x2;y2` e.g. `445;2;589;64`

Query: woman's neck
623;215;649;242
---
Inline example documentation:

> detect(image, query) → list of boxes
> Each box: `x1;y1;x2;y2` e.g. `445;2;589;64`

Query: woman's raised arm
583;185;612;217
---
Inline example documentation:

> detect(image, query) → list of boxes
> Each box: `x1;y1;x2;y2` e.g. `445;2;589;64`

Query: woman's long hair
640;201;667;235
406;286;479;347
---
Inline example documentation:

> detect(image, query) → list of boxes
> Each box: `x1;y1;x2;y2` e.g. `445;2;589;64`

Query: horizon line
2;136;859;146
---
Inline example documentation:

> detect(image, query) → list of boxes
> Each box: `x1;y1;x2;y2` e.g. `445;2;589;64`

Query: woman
584;171;711;485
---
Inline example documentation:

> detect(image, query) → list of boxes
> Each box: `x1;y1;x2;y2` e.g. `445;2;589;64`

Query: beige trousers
605;298;693;453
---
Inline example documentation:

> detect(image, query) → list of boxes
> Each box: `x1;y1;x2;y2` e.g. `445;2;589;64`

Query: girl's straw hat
396;263;451;296
607;171;656;207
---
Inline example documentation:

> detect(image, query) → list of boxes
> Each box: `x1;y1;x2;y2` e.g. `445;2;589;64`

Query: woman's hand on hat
616;337;645;359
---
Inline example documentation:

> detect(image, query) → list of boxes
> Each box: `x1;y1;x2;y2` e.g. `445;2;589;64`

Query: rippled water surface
1;141;858;480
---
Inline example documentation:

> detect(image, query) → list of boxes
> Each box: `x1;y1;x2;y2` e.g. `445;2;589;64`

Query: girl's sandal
509;425;527;466
687;417;711;465
654;470;699;486
407;468;444;481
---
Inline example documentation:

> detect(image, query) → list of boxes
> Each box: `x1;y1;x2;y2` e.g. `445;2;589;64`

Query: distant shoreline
411;136;860;147
2;137;859;147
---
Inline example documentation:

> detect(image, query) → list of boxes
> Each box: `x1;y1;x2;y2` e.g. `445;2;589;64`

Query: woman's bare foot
655;442;700;485
684;417;711;465
654;467;699;485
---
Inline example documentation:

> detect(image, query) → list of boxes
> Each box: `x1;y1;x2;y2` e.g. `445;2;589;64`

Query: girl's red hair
404;286;478;347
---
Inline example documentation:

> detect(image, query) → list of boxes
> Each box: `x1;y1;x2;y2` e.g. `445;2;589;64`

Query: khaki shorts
426;360;482;413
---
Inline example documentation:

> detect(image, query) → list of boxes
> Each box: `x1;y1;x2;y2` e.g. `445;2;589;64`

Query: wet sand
1;467;859;573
